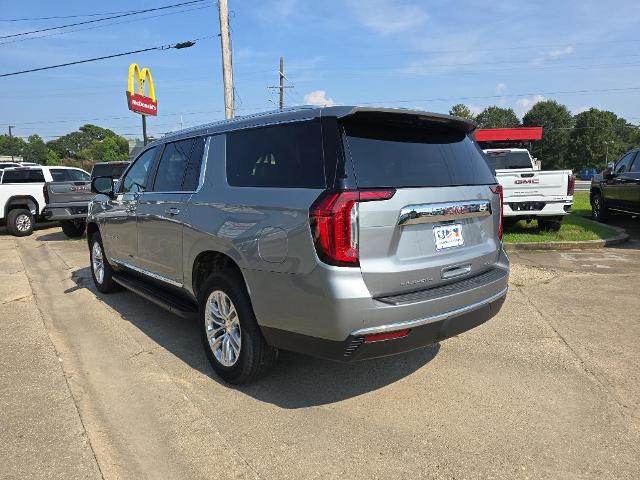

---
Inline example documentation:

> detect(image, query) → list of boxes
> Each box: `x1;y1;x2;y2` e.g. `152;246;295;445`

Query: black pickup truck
43;161;130;237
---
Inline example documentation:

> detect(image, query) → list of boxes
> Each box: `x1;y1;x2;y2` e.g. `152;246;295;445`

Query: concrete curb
504;225;630;251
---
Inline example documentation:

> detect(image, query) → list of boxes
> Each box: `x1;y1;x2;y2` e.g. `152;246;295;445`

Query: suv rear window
226;120;325;188
1;169;46;183
342;122;495;188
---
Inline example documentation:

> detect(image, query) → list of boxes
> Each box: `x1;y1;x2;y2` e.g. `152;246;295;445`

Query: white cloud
548;45;574;58
346;0;428;34
495;82;506;94
303;90;335;106
515;95;546;116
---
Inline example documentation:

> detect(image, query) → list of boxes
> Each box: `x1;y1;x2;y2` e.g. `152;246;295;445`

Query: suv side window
120;147;157;193
50;169;70;182
182;136;206;191
152;138;196;192
226;120;325;188
615;152;635;174
627;152;639;173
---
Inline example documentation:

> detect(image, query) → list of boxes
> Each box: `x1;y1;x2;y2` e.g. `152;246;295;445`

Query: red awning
474;127;543;142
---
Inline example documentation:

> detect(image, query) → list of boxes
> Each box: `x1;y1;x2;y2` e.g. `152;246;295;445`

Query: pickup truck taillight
43;184;49;204
310;189;395;267
490;185;503;240
567;174;575;195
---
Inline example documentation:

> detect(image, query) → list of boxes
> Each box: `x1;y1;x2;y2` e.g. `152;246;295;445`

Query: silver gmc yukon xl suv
87;106;509;384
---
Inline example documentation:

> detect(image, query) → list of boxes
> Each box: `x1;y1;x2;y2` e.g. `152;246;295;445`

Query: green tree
566;108;635;170
0;134;26;158
22;134;49;164
522;100;573;169
46;149;61;166
46;124;126;159
475;106;520;128
449;104;475;121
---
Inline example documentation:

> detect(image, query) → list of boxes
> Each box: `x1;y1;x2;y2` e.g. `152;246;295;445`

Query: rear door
135;137;206;284
617;152;640;211
342;119;501;297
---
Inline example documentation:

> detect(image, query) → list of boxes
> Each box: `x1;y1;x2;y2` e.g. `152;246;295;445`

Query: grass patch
503;192;620;243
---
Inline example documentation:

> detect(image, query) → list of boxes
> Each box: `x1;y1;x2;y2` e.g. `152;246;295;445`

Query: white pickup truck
0;165;90;236
483;148;575;231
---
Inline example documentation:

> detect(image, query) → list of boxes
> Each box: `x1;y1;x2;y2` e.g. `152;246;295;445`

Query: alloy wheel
205;290;241;367
16;214;32;233
92;242;105;285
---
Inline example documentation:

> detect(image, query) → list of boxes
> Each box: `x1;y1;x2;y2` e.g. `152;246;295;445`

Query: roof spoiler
337;107;477;134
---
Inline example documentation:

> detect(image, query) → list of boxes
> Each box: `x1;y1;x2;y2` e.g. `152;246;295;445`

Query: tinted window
183;136;206;191
629;152;640;173
50;169;70;182
226;120;325;188
615;153;635;174
68;169;90;181
343;122;496;188
152;138;196;192
1;169;46;183
120;148;157;193
484;150;532;170
91;163;129;179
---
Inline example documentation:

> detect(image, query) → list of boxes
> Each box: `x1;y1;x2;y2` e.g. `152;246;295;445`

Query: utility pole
268;56;294;110
142;115;148;145
8;125;15;161
217;0;235;119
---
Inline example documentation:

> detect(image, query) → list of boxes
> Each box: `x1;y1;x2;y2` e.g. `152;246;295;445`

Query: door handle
165;207;181;216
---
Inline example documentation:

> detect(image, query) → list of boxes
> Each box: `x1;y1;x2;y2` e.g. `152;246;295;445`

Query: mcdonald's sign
126;63;158;116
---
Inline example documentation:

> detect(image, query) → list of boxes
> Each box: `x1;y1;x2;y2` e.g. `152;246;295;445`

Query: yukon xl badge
401;277;433;287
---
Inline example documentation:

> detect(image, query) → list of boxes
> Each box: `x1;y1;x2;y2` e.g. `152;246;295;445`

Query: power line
0;0;207;39
0;5;213;46
0;8;143;22
0;37;211;78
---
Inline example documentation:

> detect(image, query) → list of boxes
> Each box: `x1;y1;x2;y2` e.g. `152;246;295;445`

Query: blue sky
1;0;639;141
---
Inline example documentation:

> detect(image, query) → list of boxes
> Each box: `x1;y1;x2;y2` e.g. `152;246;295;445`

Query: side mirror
92;176;115;197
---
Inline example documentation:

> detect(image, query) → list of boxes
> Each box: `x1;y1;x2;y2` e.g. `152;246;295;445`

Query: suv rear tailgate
341;115;503;299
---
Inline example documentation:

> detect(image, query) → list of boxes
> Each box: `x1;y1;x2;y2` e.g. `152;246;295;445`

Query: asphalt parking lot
2;225;640;479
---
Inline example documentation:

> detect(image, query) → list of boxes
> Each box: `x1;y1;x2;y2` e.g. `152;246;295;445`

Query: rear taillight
567;174;575;195
43;184;49;204
490;184;503;241
310;189;395;266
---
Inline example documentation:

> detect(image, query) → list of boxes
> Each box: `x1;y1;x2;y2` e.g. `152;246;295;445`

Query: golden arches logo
126;63;158;116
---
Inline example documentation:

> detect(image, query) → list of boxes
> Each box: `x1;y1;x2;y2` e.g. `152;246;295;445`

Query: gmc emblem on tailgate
514;178;539;184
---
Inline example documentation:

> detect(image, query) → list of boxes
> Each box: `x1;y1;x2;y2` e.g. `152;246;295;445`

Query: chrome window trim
110;258;183;287
398;200;492;226
351;287;508;336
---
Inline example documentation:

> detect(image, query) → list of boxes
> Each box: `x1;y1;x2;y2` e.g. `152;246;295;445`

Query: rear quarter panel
181;134;323;295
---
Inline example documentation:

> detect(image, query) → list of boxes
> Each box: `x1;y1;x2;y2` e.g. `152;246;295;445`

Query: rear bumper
261;288;507;361
504;198;572;217
43;205;88;220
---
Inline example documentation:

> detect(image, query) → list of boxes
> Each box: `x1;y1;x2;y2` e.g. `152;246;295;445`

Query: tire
61;220;86;238
538;216;563;232
199;270;277;384
89;232;120;293
6;208;34;237
591;191;609;222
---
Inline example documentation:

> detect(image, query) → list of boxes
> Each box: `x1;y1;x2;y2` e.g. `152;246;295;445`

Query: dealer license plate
433;223;464;250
